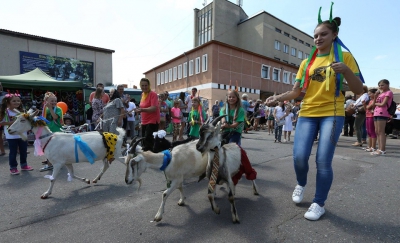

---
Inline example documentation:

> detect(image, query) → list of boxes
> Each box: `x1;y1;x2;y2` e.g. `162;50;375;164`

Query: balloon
57;102;68;115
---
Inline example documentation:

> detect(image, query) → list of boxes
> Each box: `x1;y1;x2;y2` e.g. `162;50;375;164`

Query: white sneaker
292;185;304;203
304;203;325;220
283;139;287;143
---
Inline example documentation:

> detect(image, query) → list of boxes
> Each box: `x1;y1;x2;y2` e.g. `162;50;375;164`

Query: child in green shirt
188;97;207;139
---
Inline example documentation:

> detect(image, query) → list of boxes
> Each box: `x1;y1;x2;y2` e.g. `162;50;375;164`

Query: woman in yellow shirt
266;4;363;221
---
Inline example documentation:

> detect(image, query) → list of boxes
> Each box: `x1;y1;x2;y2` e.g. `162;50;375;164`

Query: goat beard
19;133;28;141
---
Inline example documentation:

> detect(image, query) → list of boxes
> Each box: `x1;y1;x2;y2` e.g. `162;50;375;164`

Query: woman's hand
266;95;278;104
331;62;350;74
221;122;229;129
135;108;141;113
374;90;381;100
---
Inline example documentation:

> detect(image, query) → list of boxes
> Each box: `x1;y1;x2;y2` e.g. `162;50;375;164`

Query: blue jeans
293;116;344;207
7;138;28;170
275;125;283;141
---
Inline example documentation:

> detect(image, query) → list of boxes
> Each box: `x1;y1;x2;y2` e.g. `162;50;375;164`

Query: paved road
0;129;399;243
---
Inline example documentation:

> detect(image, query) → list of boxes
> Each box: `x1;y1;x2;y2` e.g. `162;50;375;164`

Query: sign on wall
19;51;94;84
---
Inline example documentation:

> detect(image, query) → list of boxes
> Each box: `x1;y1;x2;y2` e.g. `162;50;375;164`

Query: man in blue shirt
241;93;250;111
219;99;224;109
241;94;252;133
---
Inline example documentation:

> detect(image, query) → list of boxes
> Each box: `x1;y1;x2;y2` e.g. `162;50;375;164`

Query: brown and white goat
125;138;208;222
196;115;259;223
8;110;125;199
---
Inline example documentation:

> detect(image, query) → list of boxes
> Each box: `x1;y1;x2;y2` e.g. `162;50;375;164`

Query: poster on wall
19;51;94;85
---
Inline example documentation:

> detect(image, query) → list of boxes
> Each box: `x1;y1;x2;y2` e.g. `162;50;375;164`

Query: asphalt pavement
0;129;399;243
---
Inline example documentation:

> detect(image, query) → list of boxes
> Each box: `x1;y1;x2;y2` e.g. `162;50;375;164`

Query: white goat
196;115;259;223
125;138;208;222
8;110;125;199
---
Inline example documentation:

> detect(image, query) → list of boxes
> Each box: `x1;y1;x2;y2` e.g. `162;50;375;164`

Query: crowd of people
0;4;398;225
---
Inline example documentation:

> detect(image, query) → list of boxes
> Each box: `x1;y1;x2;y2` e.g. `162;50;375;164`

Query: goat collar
159;150;172;171
42;136;53;152
209;146;219;152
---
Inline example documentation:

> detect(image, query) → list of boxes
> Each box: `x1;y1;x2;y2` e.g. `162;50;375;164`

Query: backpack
387;100;397;116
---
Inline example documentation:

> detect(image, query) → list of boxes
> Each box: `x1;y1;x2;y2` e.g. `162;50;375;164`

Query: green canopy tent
0;68;82;90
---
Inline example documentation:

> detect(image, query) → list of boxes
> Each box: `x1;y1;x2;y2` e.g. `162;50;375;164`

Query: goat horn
211;115;227;127
130;137;145;154
204;116;211;125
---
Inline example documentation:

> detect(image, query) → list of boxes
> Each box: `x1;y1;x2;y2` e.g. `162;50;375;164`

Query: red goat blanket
231;147;257;185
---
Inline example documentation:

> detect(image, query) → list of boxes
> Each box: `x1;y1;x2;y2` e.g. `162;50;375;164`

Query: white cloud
374;55;388;60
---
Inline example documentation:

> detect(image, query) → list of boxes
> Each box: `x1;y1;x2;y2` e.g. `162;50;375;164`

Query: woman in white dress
282;106;294;142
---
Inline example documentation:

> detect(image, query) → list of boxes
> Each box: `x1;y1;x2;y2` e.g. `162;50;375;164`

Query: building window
291;63;296;66
183;62;187;78
173;67;177;81
291;36;297;41
298;51;303;59
202;54;208;72
164;70;168;83
283;44;289;53
157;73;160;85
198;9;212;45
292;73;297;85
189;60;194;76
178;65;182;79
160;71;164;84
299;39;304;44
275;27;281;33
274;40;280;50
261;65;270;79
283;71;291;84
283;60;288;64
273;68;281;81
284;32;290;37
169;68;172;82
304;53;309;59
195;57;201;74
291;47;296;56
274;57;280;61
305;43;311;47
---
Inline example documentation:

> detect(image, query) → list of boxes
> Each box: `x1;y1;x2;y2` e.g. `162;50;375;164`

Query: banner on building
19;51;94;84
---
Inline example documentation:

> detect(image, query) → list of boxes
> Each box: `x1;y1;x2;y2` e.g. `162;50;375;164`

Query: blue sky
1;0;399;90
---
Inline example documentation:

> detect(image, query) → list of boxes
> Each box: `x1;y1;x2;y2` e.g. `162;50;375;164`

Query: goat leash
208;146;220;194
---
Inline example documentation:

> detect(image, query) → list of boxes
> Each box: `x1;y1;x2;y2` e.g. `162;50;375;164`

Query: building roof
0;29;115;53
238;11;314;40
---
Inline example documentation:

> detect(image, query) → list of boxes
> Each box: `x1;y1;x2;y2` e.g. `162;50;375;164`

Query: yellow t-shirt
295;52;360;117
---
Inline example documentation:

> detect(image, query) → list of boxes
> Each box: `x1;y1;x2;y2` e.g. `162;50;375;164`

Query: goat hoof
253;191;259;196
178;201;185;206
40;193;49;199
85;179;90;184
92;180;97;184
233;219;240;224
214;208;220;214
153;217;162;222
